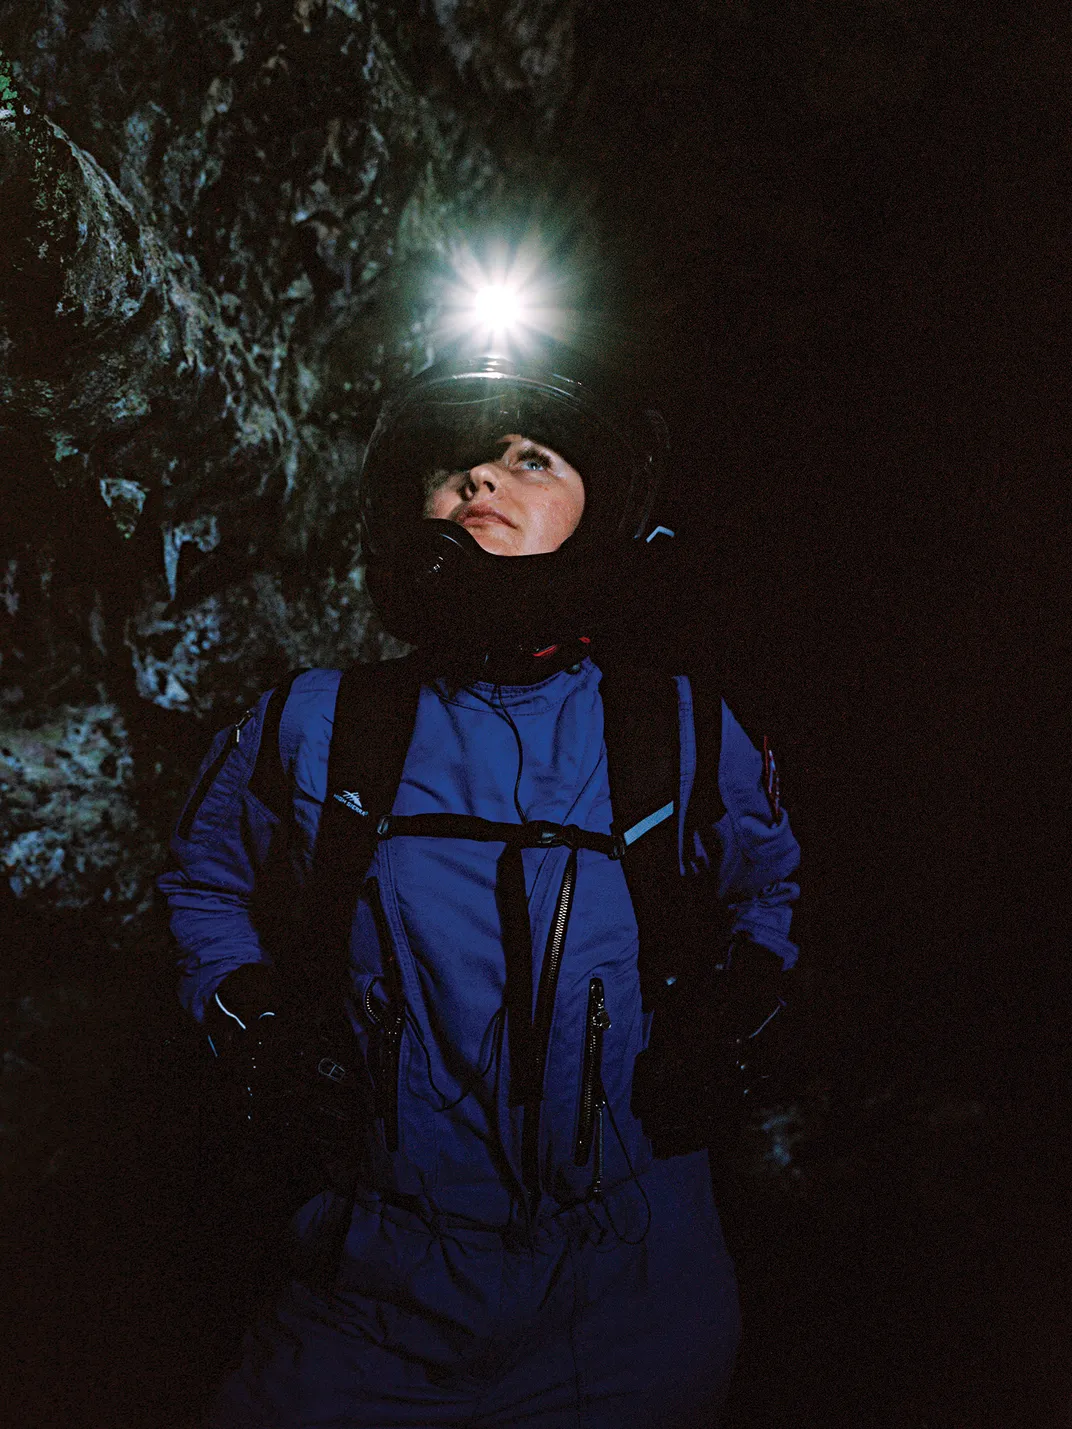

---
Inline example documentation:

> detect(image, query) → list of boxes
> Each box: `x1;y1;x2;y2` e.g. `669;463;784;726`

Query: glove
203;964;372;1206
203;963;288;1134
631;935;789;1157
713;935;788;1105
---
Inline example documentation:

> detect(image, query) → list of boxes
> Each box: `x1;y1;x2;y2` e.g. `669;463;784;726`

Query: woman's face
422;434;585;556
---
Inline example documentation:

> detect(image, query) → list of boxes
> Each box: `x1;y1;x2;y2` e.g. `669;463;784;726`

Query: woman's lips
458;506;516;529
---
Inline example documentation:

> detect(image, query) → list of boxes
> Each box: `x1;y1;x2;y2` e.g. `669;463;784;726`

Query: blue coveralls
160;658;800;1428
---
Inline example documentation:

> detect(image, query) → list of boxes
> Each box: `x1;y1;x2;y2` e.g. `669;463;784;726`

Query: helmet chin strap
437;636;592;691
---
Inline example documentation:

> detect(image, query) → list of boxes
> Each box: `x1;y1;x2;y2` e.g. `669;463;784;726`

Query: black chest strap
274;655;722;1012
375;811;622;858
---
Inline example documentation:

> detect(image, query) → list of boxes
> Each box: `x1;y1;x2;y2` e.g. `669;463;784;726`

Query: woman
161;348;800;1427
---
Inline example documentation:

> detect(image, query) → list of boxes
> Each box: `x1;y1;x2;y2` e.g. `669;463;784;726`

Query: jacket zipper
521;847;578;1200
574;977;611;1194
363;877;405;1153
176;706;256;840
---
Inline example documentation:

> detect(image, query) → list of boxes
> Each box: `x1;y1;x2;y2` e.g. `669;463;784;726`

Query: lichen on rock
0;701;154;915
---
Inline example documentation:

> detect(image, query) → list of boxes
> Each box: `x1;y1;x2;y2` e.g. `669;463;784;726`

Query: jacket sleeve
157;686;287;1024
681;686;801;969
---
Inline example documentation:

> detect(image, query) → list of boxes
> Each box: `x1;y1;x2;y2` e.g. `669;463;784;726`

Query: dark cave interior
1;2;1068;1424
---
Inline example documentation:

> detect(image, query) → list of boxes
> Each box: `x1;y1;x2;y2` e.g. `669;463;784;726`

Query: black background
585;5;1069;1421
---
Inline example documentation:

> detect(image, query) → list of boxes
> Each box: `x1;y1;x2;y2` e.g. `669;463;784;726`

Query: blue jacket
160;659;800;1225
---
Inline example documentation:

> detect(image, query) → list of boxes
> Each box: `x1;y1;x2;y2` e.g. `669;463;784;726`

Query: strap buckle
523;821;625;858
525;819;570;849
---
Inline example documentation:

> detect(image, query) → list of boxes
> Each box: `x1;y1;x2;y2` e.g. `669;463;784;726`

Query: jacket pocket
575;977;611;1184
363;877;406;1153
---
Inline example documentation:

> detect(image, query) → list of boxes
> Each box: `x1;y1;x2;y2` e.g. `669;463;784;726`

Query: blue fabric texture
204;1155;739;1429
159;658;800;1426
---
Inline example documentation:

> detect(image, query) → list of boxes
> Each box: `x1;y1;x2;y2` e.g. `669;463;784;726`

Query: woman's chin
467;527;522;556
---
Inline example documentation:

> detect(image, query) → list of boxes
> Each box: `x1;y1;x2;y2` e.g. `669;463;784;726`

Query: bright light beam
437;242;568;355
472;283;526;335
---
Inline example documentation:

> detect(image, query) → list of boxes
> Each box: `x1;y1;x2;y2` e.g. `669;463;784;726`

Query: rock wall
0;0;585;1196
0;0;584;929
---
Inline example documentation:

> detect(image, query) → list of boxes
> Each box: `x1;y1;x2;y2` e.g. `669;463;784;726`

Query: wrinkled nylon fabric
204;1155;739;1429
367;666;647;1216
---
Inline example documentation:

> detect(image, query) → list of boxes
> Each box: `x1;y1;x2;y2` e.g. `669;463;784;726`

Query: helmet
358;346;668;652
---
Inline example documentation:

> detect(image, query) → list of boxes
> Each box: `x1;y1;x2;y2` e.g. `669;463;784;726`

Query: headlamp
471;282;528;340
358;254;669;649
439;243;565;357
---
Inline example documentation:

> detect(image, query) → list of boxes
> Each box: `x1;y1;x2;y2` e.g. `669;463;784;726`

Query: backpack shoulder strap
597;664;680;853
245;656;425;825
598;664;727;1002
325;653;424;819
679;676;728;838
313;653;424;909
247;667;309;817
597;665;726;849
276;655;423;1012
598;665;681;1003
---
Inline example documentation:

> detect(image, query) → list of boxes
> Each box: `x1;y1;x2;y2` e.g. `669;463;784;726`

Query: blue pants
203;1154;740;1428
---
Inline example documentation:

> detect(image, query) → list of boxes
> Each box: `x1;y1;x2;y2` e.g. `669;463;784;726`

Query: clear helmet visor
359;364;659;563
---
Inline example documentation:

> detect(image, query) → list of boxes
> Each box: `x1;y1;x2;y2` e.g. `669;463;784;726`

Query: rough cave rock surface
0;0;579;933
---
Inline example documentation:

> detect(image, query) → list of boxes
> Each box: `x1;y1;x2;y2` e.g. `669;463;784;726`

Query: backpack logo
334;789;369;817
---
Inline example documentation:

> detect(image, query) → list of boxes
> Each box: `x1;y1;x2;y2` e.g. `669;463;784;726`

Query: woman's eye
516;451;550;471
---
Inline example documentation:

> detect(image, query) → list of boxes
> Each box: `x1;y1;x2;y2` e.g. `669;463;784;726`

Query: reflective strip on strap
622;800;675;848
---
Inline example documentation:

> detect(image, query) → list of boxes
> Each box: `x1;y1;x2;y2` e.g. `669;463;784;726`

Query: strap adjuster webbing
365;807;675;857
621;799;675;848
373;812;625;859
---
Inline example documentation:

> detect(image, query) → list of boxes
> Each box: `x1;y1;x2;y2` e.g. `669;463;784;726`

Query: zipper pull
589;979;611;1037
591;1104;605;1199
233;707;256;746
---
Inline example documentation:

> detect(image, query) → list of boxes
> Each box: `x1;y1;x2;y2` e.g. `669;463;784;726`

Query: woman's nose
465;461;500;495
